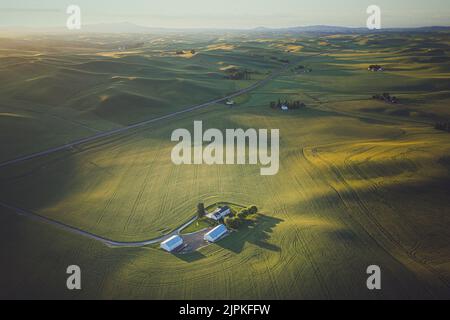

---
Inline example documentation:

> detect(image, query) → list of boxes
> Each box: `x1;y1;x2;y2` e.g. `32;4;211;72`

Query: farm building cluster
270;100;306;111
368;64;384;72
372;93;399;104
160;206;232;253
293;65;312;73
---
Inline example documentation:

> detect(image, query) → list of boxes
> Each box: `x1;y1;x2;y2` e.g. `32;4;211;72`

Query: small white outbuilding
160;235;184;252
204;224;228;243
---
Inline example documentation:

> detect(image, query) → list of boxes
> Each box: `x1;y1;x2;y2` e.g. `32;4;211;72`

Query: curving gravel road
0;200;197;247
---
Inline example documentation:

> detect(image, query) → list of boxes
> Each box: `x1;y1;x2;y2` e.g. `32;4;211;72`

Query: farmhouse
160;235;184;252
204;224;228;242
206;206;231;221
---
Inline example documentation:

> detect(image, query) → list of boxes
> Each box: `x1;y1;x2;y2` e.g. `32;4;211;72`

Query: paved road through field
0;64;290;170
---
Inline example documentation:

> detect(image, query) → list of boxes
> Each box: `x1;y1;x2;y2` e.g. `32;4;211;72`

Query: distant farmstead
206;206;231;221
204;224;228;242
270;100;305;110
160;235;184;252
226;99;235;106
372;92;399;104
368;65;384;72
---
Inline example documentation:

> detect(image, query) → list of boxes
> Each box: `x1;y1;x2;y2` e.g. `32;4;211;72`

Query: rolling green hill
0;31;449;299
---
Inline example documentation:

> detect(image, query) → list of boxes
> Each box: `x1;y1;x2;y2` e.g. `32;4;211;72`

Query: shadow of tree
218;214;283;254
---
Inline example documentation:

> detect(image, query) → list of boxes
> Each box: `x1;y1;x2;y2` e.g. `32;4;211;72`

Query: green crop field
0;31;449;299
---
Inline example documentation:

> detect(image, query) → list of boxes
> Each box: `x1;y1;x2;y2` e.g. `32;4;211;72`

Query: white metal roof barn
204;224;228;242
160;235;183;252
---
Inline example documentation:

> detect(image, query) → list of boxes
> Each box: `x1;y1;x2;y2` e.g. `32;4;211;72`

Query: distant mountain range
2;22;450;34
252;25;450;34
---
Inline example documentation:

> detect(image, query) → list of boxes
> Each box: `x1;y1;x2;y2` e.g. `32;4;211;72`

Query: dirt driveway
177;228;214;254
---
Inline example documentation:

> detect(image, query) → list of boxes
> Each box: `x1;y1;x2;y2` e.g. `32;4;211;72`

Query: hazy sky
1;0;449;29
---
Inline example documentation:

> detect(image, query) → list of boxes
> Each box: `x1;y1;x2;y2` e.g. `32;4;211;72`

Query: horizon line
1;22;450;32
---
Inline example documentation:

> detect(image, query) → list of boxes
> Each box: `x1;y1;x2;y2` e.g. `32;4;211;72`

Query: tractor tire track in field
124;139;165;232
300;91;448;292
96;144;141;228
260;171;333;299
305;92;433;127
338;165;448;290
303;146;450;294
